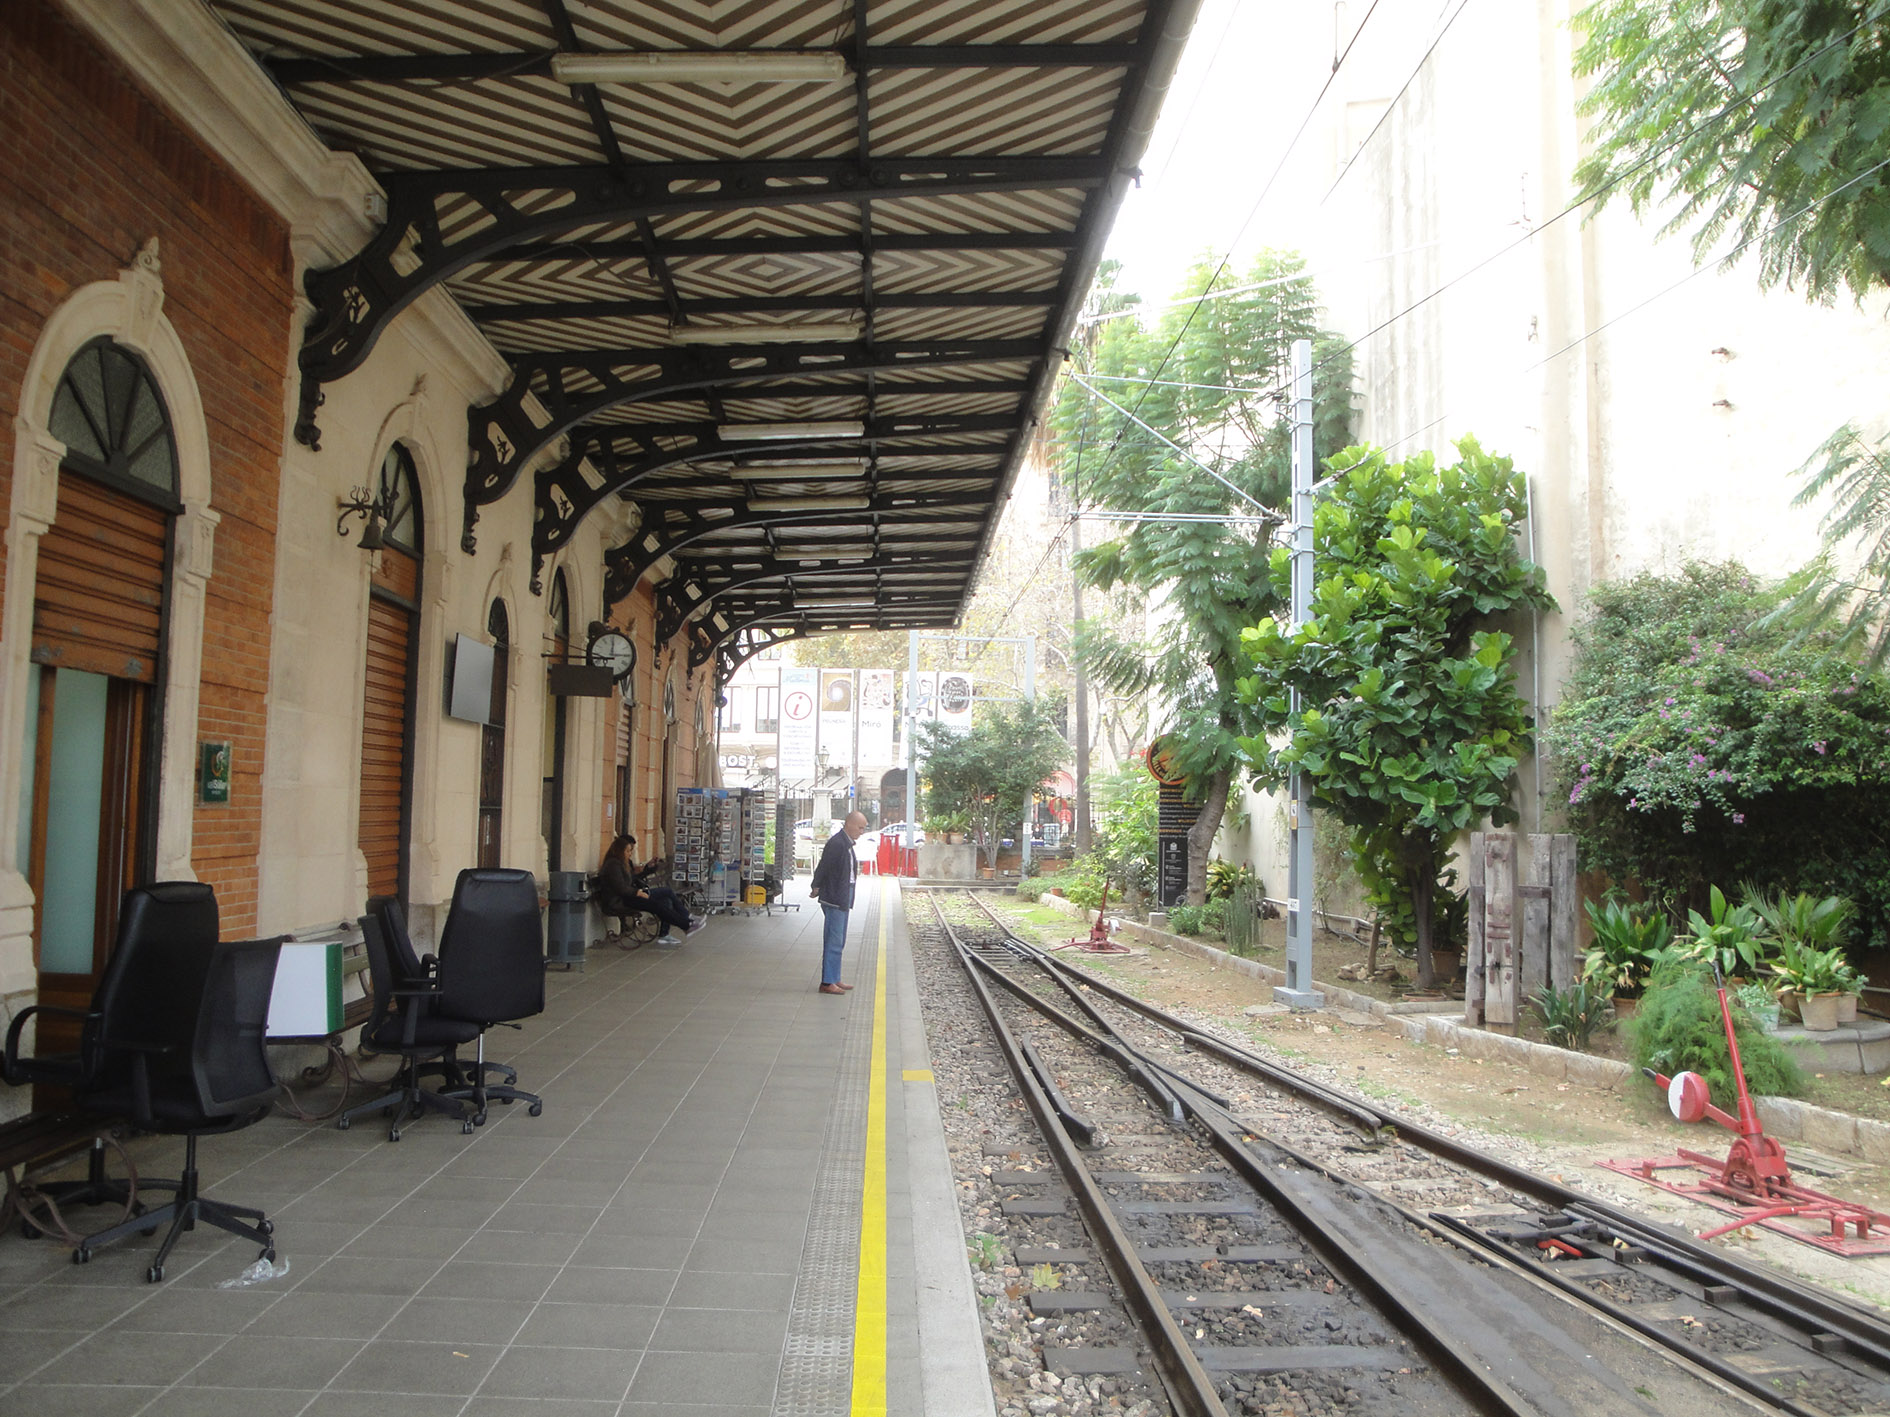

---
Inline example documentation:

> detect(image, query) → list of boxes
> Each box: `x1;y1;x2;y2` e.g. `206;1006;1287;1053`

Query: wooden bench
0;1109;135;1244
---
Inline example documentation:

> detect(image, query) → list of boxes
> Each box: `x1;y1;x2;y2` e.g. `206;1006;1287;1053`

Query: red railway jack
1068;878;1130;954
1600;964;1890;1256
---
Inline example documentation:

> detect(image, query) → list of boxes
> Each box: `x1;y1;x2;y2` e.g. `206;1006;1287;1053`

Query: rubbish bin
546;870;589;970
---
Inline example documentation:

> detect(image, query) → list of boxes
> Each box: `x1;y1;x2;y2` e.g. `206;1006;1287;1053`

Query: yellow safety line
850;880;890;1415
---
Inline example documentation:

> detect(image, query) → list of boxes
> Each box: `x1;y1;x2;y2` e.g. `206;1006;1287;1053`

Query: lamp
337;483;394;549
729;459;868;478
671;321;862;345
747;495;871;512
551;50;849;86
719;421;864;441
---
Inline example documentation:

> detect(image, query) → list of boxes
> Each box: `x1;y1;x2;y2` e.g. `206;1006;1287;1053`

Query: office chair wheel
528;1102;543;1117
336;1116;352;1131
473;1111;487;1126
146;1263;163;1283
461;1119;475;1134
261;1246;276;1264
388;1127;402;1141
72;1245;90;1265
260;1220;274;1236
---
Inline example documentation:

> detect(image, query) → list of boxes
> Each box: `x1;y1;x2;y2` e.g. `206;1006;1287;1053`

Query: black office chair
434;868;546;1126
75;934;285;1282
2;883;218;1236
365;894;517;1091
336;914;481;1140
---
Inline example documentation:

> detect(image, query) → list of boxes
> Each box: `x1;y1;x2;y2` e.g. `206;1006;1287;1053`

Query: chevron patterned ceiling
210;0;1196;676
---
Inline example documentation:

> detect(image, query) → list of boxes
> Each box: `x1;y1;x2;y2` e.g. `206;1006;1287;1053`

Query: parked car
880;821;925;846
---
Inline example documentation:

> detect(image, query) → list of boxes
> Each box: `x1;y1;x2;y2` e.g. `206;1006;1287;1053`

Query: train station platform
0;878;992;1417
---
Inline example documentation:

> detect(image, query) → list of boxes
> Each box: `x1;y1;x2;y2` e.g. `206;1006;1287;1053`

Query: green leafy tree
1543;560;1890;944
1237;440;1555;988
1573;0;1890;303
1053;252;1355;903
916;697;1068;874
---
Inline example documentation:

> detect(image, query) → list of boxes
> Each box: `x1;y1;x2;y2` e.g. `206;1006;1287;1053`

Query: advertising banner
858;669;896;766
936;671;974;730
777;666;818;781
819;670;855;779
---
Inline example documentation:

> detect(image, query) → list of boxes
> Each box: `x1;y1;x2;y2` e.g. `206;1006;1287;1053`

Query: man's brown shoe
835;982;854;991
818;983;846;995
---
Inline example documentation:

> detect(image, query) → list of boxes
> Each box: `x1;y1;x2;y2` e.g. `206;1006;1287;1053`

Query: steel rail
958;893;1890;1371
924;893;1229;1417
944;893;1540;1416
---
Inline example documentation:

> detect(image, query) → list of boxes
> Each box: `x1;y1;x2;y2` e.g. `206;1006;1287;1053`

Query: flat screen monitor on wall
447;633;495;724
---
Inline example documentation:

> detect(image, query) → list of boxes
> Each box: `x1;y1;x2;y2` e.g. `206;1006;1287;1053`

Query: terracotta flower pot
1837;992;1859;1025
1776;988;1802;1021
1800;991;1842;1032
1612;994;1640;1018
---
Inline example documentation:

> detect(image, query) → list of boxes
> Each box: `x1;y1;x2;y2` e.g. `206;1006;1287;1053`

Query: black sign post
1156;781;1199;908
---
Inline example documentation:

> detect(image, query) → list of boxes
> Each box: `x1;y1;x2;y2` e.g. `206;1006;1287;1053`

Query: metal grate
774;893;881;1416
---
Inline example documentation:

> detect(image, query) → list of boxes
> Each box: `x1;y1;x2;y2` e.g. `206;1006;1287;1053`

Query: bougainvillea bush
1545;563;1890;947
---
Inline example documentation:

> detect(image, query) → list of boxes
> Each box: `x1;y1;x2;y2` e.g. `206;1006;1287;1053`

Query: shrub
1014;876;1048;903
1581;897;1676;997
1632;960;1805;1100
1167;899;1229;938
1545;562;1890;947
1532;979;1615;1052
1206;858;1260;901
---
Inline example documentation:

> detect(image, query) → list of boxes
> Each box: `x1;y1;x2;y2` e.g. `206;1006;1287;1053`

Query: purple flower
1732;812;1745;825
1813;740;1827;755
1747;668;1775;687
1664;697;1677;706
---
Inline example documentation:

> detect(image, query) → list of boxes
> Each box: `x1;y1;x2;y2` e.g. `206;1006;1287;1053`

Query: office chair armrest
3;1004;94;1084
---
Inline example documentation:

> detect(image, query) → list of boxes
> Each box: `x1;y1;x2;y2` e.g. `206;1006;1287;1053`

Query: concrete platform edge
889;881;1000;1417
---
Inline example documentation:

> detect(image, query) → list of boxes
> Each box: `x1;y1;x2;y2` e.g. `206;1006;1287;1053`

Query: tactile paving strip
773;892;881;1416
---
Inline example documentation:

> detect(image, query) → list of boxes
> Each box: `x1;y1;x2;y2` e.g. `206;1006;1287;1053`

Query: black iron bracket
292;155;1103;447
464;340;1034;535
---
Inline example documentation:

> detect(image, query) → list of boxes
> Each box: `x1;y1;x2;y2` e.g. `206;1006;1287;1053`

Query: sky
1098;1;1462;309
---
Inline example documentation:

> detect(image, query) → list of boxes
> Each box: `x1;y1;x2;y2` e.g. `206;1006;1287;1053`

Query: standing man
809;811;868;995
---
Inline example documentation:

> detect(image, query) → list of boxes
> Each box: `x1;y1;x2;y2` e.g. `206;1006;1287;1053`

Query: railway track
916;887;1890;1417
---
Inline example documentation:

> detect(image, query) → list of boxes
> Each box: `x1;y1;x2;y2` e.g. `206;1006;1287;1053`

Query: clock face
588;631;636;681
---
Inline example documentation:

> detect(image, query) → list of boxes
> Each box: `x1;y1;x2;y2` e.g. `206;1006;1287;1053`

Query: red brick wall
0;1;293;935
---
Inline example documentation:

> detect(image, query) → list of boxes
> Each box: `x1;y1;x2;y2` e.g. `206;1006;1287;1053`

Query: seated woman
598;833;694;944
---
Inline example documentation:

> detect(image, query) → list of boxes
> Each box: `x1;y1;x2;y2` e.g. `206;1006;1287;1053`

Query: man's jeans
820;902;849;984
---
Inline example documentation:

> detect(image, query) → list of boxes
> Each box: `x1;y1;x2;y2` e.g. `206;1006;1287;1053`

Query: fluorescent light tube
551;51;849;86
671;321;861;345
747;495;871;511
727;460;868;479
720;421;864;441
796;598;876;608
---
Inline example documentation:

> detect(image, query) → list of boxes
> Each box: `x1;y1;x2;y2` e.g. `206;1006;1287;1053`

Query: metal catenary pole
1276;338;1324;1011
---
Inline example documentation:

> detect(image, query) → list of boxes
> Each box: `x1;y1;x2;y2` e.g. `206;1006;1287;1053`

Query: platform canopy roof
215;0;1194;679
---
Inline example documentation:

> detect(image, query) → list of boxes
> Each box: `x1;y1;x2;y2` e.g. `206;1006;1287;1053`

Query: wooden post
1521;838;1552;1006
1484;834;1518;1030
1465;832;1486;1026
1549;833;1578;991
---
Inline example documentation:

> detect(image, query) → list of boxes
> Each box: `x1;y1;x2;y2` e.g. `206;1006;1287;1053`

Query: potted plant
1732;979;1782;1033
1581;898;1675;1016
1678;886;1771;980
1791;945;1850;1032
1749;889;1854;1024
1835;955;1865;1024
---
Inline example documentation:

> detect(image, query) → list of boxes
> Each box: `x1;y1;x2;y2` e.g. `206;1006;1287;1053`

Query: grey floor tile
619;1405;767;1417
239;1289;409;1340
301;1392;467;1417
340;1223;473;1261
464;1227;585;1266
0;1326;87;1379
331;1337;503;1395
484;1202;602;1234
294;1254;445;1296
648;1307;789;1354
0;1282;148;1331
380;1294;529;1345
101;1287;277;1334
611;1180;717;1211
590;1205;704;1238
542;1266;678;1307
140;1385;314;1417
685;1238;805;1276
623;1349;779;1407
667;1269;795;1311
183;1333;363;1389
463;1399;618;1417
418;1260;560;1302
27;1328;227;1387
515;1178;626;1208
476;1344;642;1401
694;1208;810;1244
563;1232;692;1270
510;1299;661;1349
0;1383;167;1417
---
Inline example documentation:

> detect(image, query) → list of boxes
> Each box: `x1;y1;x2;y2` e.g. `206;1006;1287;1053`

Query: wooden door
360;547;418;901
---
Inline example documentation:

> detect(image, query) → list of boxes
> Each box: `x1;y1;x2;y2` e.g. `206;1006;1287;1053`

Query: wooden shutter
33;477;167;683
360;591;414;899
